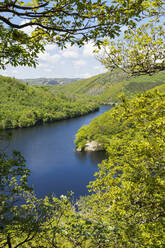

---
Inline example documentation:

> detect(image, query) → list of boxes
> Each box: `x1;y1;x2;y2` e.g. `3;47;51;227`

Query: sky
1;0;162;80
0;42;107;79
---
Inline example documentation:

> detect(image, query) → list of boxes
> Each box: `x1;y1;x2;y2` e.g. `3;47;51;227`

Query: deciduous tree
0;0;163;69
95;21;165;76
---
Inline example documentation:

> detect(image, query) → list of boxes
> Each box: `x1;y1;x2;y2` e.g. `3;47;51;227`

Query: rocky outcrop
84;140;102;151
76;147;82;152
76;140;102;152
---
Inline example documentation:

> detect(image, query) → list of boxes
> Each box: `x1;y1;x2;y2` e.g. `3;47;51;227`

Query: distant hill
58;70;165;104
21;77;82;86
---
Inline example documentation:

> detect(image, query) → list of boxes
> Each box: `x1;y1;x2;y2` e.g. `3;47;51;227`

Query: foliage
76;88;165;247
95;21;165;76
0;151;40;248
0;75;99;129
100;70;165;103
75;85;165;150
1;88;164;247
0;151;30;227
0;151;81;248
0;25;44;69
0;0;154;69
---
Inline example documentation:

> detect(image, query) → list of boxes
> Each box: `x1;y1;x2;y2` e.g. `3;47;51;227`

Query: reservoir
6;105;111;199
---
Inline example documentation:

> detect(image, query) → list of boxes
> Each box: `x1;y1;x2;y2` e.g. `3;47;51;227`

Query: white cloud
1;71;9;77
93;65;107;74
61;45;79;58
43;68;53;72
11;69;19;75
73;60;86;67
20;20;35;35
38;52;60;64
38;63;47;68
0;40;108;79
45;44;57;51
83;42;96;57
79;73;93;78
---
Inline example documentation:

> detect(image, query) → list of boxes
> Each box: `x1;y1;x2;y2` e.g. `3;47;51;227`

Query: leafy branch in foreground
95;21;165;76
0;151;78;248
0;0;164;69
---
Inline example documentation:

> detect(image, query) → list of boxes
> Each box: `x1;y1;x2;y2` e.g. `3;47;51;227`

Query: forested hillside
0;76;98;129
1;69;165;130
58;70;165;104
75;84;165;151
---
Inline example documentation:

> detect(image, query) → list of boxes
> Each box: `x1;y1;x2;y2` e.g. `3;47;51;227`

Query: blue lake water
6;106;111;199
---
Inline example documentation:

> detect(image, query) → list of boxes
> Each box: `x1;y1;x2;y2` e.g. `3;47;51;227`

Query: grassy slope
58;70;165;104
0;76;98;129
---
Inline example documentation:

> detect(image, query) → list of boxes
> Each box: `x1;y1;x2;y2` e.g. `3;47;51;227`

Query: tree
95;21;165;76
0;151;77;248
86;90;165;247
0;151;34;247
0;0;163;69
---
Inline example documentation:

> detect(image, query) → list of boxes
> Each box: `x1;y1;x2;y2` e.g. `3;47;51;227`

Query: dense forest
0;75;98;129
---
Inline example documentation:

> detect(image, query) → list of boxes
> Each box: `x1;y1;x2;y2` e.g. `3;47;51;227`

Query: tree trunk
7;235;12;248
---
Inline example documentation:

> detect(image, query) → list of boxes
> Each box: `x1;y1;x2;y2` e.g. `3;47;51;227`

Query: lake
6;105;111;199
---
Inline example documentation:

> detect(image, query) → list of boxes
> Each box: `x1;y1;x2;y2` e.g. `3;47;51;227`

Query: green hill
58;70;165;104
0;76;98;129
1;70;165;130
75;84;165;151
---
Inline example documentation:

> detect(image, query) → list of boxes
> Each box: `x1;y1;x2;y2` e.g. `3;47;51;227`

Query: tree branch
14;232;36;248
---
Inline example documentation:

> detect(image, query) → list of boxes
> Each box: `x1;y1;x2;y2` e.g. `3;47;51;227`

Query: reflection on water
88;151;107;165
6;106;111;199
75;150;107;166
